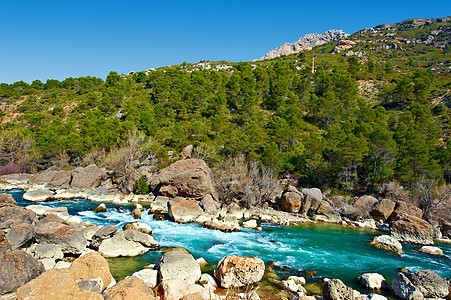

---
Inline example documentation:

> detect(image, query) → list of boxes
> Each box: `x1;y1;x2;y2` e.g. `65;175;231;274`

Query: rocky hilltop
256;29;349;60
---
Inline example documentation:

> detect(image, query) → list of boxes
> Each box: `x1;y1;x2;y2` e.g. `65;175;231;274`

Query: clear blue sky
1;0;449;84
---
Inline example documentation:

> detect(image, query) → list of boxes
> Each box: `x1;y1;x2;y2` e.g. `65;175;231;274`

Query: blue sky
1;0;449;84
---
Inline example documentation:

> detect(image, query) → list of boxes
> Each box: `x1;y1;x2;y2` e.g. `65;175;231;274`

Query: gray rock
132;269;158;288
392;272;424;300
156;251;201;285
6;223;34;249
168;197;203;223
357;273;388;290
410;270;449;298
121;229;159;248
76;278;103;293
0;194;16;208
34;222;87;255
27;243;64;260
302;188;323;201
123;221;152;235
25;205;69;221
0;249;45;295
91;226;117;248
70;164;106;188
214;255;265;289
0;206;36;224
22;188;54;202
390;215;434;245
417;246;444;256
370;235;403;253
322;278;361;300
200;194;221;214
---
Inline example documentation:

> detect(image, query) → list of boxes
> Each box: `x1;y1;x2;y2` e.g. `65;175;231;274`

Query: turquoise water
6;189;451;293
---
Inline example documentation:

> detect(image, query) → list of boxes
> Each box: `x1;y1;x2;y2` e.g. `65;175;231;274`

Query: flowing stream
7;189;451;294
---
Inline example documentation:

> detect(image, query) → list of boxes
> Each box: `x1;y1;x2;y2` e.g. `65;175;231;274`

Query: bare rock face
158;159;218;200
390;215;434;245
410;270;449;298
168;197;203;223
0;249;45;295
0;193;16;208
71;164;106;188
214;255;265;289
392;272;424;300
157;251;201;285
34;222;88;254
257;30;349;60
104;276;155;300
369;199;396;222
69;252;112;291
370;235;403;253
322;278;362;300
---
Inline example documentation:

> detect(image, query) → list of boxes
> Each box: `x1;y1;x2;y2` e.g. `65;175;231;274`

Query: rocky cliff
256;29;349;60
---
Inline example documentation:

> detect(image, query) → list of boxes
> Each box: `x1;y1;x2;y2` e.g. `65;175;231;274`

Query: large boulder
214;255;265;289
123;221;153;235
34;222;88;254
322;278;362;300
98;229;158;258
70;164;106;188
91;225;117;248
200;194;221;214
26;205;70;221
349;196;378;220
27;243;64;260
22;187;54;202
410;270;449;298
70;252;112;291
280;186;303;213
5;223;34;249
356;273;388;290
157;159;218;200
157;279;205;300
132;269;158;288
103;276;155;300
203;217;240;232
417;245;444;256
390;215;434;245
0;206;36;224
16;268;103;300
369;199;396;222
168;197;203;223
392;272;424;300
157;251;201;284
0;249;45;295
33;168;72;186
370;235;403;253
389;201;423;221
0;193;16;208
302;188;323;201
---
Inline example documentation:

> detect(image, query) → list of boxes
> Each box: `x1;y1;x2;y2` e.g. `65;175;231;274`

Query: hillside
0;16;450;199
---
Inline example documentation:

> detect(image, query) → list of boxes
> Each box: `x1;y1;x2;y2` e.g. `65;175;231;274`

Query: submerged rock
214;255;265;289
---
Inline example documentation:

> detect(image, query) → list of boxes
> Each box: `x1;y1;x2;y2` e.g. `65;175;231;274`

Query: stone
200;194;221;214
181;145;194;159
281;189;303;213
392;272;424;300
6;223;34;249
168;197;203;223
214;255;265;289
288;276;306;285
356;273;388;290
0;206;36;224
130;208;142;219
93;204;107;213
70;252;112;290
54;261;72;269
27;243;64;260
25;205;69;221
279;279;307;293
156;251;201;284
157;279;204;300
0;194;16;208
66;216;81;224
353;196;378;219
158;159;218;200
98;229;158;258
132;269;158;288
390;215;434;245
34;222;88;254
410;270;449;298
370;235;403;253
322;278;362;300
103;276;155;300
32;168;71;186
417;245;444;256
22;188;54;202
302;188;323;201
76;278;103;293
71;164;106;188
149;196;170;214
91;225;117;248
16;268;102;300
203;217;240;232
242;219;258;229
199;273;217;287
0;250;45;294
369;199;396;222
389;202;423;221
39;257;56;270
123;221;153;235
361;295;388;300
121;229;159;248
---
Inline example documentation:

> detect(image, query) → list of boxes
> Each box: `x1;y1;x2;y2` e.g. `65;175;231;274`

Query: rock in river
214;255;265;289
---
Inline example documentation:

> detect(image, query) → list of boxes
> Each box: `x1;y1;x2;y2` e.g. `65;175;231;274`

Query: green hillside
0;16;450;196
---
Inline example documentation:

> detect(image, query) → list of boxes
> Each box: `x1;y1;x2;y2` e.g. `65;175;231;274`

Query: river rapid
7;189;451;295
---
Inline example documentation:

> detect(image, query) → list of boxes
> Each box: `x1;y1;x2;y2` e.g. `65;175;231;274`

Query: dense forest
0;17;450;196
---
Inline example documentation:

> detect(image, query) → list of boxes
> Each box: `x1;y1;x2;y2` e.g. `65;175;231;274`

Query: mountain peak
256;29;349;61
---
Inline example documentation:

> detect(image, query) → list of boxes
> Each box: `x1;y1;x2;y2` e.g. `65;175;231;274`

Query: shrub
134;175;150;194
